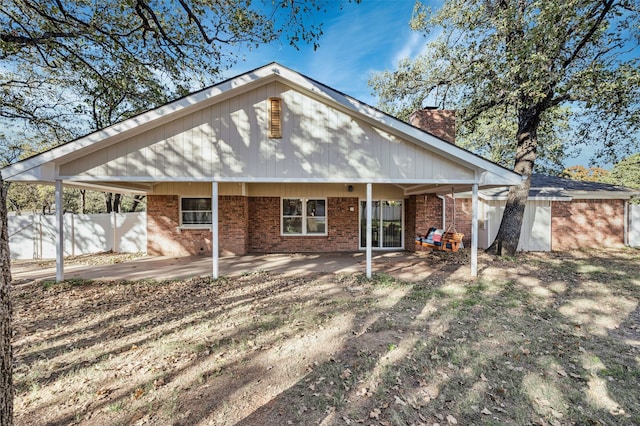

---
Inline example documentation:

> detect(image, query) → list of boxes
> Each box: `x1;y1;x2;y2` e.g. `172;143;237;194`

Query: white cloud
224;0;427;104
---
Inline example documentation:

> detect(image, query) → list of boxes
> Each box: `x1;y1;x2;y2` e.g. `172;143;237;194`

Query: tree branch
562;0;615;69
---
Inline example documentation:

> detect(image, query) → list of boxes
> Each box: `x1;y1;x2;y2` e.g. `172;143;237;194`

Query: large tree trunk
486;108;540;255
0;174;14;425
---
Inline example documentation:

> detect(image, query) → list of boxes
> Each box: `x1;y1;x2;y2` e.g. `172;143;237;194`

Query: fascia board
456;191;572;201
566;190;640;200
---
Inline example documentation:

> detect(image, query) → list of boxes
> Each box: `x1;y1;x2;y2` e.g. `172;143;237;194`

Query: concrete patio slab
11;251;461;283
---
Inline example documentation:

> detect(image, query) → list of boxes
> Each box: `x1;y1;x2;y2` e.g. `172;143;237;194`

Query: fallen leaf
446;414;458;424
340;369;352;380
131;387;144;400
95;388;113;398
369;408;381;419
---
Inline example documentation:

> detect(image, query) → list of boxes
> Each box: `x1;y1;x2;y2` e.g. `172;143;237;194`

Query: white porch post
366;183;372;278
212;181;219;279
55;179;64;282
471;183;479;277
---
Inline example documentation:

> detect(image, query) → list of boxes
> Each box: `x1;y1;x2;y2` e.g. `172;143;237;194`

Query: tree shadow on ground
11;248;640;425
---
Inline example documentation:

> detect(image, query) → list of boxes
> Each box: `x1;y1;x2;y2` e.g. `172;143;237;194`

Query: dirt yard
10;248;640;425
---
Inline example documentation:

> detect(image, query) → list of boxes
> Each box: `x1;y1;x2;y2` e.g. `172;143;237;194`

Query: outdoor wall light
347;185;354;192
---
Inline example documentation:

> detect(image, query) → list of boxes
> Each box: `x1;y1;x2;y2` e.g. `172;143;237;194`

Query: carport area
10;250;470;284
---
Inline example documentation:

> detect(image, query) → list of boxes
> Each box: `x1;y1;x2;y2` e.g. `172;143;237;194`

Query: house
1;63;523;281
478;174;639;250
404;112;640;252
432;174;640;252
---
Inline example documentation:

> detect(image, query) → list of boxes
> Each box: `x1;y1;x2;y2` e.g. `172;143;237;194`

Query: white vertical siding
517;200;551;251
58;82;475;182
483;199;552;251
630;204;640;247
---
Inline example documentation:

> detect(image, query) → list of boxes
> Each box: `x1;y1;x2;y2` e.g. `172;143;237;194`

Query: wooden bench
415;232;464;253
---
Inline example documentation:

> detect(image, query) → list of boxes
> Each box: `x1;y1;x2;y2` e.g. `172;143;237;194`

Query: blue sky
225;0;422;106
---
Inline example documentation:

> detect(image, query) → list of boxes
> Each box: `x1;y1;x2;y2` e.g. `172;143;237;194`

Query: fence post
71;214;75;257
32;215;37;259
112;210;117;252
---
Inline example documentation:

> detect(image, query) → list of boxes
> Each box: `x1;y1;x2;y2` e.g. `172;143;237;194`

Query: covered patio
10;251;472;284
2;63;522;281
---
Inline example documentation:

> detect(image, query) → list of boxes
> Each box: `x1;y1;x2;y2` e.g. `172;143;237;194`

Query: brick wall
149;193;478;255
405;194;443;251
247;196;359;252
551;199;625;250
147;195;249;256
445;196;472;247
219;196;249;255
408;109;456;144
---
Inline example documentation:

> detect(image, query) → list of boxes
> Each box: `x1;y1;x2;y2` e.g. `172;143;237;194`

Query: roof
477;173;639;200
1;62;523;194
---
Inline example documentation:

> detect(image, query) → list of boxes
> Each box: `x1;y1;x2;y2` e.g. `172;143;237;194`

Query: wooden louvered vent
269;97;282;138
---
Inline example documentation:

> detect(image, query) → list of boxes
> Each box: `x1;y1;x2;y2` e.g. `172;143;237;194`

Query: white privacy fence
631;204;640;247
8;212;147;260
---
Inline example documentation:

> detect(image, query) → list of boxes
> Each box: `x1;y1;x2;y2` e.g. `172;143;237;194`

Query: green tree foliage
5;184;144;215
457;106;572;175
371;0;640;255
605;153;640;189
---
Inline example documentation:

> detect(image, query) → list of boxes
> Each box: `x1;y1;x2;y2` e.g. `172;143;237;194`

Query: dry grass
11;248;640;425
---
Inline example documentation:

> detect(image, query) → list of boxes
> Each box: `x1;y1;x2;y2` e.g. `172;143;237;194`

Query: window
181;197;212;226
269;97;282;138
282;198;326;235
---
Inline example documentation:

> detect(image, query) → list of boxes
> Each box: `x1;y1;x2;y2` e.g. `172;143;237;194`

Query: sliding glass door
359;200;403;249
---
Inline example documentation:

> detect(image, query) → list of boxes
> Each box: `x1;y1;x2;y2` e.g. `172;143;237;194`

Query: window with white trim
181;197;212;226
282;198;326;235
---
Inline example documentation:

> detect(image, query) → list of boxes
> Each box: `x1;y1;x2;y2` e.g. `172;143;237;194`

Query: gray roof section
478;173;639;200
530;173;637;193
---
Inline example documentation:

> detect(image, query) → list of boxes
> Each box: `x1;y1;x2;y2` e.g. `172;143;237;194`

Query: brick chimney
408;108;456;144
